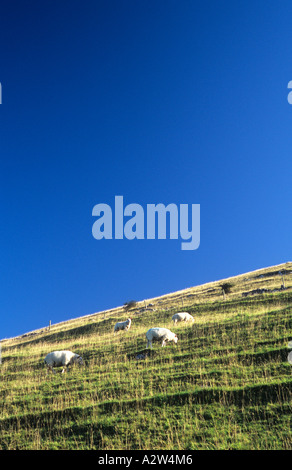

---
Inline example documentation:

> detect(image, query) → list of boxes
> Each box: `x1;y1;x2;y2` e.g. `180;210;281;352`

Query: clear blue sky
1;1;291;339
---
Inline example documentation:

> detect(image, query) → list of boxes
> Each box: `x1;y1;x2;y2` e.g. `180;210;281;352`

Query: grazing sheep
44;350;84;374
146;327;178;349
114;318;132;334
172;311;194;324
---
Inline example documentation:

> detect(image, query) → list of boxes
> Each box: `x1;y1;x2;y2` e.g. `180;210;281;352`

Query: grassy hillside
0;262;291;450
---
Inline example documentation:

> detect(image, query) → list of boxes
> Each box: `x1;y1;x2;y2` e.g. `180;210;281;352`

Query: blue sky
1;1;291;339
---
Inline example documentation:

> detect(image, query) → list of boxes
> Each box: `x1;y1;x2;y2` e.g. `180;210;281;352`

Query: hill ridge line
2;261;291;343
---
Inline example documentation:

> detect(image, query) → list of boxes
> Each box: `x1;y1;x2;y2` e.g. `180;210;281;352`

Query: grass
0;262;292;450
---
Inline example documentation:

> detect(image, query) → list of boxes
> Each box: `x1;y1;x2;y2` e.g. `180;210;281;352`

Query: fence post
281;274;285;289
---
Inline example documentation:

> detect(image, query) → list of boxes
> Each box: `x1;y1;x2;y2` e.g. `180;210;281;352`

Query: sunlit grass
0;263;292;449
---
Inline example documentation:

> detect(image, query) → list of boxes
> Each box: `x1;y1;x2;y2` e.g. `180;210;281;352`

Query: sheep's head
74;355;84;366
173;334;178;344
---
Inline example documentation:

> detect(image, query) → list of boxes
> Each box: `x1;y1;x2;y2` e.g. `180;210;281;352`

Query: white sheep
44;350;84;374
146;327;178;348
114;318;132;334
172;311;194;324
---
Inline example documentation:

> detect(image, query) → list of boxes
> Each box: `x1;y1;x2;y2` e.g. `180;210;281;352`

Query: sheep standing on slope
172;312;194;325
114;318;132;334
44;350;84;374
146;327;178;348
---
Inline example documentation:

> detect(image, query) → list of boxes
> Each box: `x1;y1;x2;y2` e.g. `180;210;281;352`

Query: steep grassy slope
0;262;291;450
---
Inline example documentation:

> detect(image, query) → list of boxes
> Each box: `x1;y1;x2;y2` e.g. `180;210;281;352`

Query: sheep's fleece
172;312;194;323
146;327;178;348
44;350;84;373
114;318;132;333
